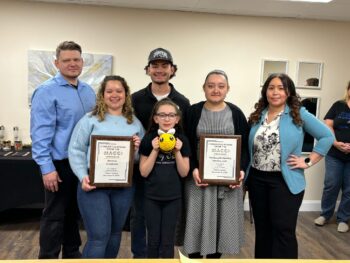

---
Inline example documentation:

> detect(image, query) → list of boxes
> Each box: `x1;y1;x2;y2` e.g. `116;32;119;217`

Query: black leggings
144;198;181;258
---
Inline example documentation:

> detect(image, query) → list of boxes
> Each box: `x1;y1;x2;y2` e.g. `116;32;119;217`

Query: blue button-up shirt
30;72;96;175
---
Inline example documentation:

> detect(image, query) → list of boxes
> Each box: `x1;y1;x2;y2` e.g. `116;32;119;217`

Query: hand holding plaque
199;134;241;185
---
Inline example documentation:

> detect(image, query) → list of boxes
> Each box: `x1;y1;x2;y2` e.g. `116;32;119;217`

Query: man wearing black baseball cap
132;48;189;128
130;47;190;258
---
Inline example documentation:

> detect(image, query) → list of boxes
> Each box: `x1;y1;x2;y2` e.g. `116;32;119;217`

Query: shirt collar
262;104;290;115
55;72;80;88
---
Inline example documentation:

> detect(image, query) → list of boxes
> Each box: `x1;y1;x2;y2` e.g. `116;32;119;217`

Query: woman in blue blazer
246;73;334;259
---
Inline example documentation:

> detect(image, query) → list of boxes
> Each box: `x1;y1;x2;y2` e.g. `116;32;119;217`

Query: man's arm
30;88;61;192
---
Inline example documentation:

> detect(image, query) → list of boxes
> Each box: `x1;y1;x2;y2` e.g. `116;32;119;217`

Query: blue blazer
246;106;334;194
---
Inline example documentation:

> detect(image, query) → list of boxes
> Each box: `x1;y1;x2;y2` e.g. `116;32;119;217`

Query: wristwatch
304;157;313;168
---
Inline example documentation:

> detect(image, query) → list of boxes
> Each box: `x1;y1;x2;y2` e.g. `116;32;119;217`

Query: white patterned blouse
252;112;282;171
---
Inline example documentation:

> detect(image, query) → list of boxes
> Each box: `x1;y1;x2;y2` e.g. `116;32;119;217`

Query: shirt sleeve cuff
77;172;86;182
40;162;56;175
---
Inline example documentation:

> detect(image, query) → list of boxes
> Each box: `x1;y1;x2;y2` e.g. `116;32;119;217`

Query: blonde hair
91;75;134;123
344;81;350;102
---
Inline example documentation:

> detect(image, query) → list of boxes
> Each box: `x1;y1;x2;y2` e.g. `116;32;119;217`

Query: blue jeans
77;186;134;258
320;155;350;223
130;166;147;258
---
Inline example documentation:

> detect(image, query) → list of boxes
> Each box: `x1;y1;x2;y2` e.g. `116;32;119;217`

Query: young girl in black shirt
139;98;190;258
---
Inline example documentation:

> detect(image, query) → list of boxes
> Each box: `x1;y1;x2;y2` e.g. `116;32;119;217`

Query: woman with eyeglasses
139;98;190;258
245;73;334;258
182;70;249;258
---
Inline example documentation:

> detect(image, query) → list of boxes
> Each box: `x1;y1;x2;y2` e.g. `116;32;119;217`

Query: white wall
1;0;350;204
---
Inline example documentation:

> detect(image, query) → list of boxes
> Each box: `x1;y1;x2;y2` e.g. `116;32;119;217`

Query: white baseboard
299;200;321;211
244;200;340;212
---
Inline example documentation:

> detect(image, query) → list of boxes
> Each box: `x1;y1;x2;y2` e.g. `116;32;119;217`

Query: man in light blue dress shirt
30;41;96;259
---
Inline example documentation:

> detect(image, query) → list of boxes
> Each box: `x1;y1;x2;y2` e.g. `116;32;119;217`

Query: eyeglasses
156;113;177;120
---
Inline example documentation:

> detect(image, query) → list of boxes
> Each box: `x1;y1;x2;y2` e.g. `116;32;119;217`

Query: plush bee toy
158;128;176;152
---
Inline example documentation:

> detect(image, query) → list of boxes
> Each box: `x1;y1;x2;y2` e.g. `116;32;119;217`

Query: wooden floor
0;209;349;260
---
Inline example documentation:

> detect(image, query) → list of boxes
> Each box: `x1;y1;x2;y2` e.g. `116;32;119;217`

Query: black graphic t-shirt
324;100;350;161
139;130;190;200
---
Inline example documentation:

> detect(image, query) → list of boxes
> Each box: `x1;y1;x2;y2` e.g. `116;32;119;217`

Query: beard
61;71;82;81
151;74;170;86
153;80;168;85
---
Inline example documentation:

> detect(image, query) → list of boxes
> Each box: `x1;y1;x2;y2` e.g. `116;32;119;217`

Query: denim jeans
130;166;147;258
77;185;134;258
320;155;350;223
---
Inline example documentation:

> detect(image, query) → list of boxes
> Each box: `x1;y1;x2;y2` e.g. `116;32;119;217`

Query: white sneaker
314;216;327;226
337;222;349;233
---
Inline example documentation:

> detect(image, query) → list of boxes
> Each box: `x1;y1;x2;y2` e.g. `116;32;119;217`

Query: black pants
144;198;181;258
130;166;147;258
188;252;222;259
38;159;81;259
247;167;304;259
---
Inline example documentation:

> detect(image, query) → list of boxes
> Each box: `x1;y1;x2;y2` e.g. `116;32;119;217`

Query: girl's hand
345;143;350;154
193;168;208;187
152;137;160;151
132;135;141;152
174;138;183;152
229;170;244;189
335;141;350;154
81;176;96;192
287;154;308;169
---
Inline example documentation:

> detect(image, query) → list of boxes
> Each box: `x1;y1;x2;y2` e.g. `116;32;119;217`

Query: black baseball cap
148;48;173;65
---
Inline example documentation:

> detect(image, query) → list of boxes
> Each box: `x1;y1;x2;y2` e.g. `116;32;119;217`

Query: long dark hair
147;98;183;134
248;73;302;126
91;75;134;123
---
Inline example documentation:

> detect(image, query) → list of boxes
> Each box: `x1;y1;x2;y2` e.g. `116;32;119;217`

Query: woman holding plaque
68;75;144;258
183;70;249;258
246;73;334;258
139;98;190;258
